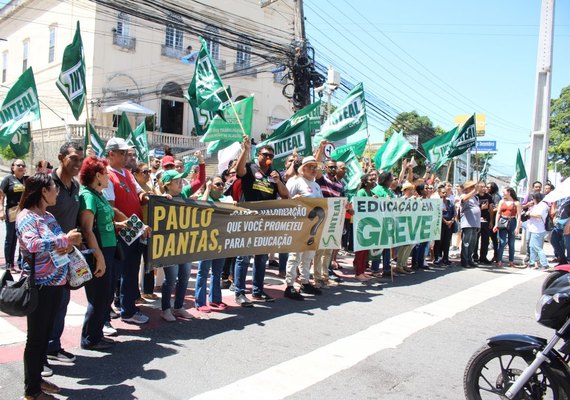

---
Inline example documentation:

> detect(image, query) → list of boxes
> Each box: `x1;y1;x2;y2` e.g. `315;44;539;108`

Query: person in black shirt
233;136;288;307
474;182;495;264
0;159;27;272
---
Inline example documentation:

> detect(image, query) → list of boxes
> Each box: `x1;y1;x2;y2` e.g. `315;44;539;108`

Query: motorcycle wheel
464;344;568;400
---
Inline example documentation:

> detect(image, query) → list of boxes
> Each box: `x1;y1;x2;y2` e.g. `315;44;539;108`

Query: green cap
161;169;188;184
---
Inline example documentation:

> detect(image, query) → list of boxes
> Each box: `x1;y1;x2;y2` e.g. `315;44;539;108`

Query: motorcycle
464;265;570;400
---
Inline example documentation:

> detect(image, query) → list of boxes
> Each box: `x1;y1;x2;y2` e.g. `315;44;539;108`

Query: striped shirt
316;175;344;198
16;209;70;286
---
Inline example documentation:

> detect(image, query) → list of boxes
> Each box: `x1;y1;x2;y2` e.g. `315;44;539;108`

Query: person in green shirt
78;156;126;351
370;171;396;277
353;174;375;281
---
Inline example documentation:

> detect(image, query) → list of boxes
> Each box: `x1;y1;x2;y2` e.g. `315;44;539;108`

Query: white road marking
190;270;542;400
0;316;26;346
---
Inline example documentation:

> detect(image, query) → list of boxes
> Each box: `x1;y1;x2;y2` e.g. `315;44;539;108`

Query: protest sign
147;196;346;266
352;197;442;251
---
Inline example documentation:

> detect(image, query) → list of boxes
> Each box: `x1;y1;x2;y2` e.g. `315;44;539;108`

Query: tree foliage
549;85;570;176
0;145;17;162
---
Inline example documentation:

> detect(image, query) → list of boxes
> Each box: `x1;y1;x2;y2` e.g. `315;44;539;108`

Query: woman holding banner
159;169;194;322
194;176;233;312
352;173;376;282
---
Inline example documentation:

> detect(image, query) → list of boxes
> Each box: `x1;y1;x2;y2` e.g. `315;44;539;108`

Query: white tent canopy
102;101;156;115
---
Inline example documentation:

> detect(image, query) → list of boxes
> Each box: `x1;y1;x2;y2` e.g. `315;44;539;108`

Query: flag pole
85;97;92;148
38;118;46;160
445;161;452;182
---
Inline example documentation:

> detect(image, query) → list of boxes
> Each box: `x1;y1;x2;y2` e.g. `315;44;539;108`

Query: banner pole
84;97;92;148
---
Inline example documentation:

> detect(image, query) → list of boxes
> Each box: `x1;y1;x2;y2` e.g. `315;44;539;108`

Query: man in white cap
102;138;151;324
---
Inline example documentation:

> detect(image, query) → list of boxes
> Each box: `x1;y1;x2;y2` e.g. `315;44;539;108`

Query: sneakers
103;321;118;336
47;349;75;363
109;308;120;319
235;294;254;307
161;308;176;322
393;267;410;275
301;283;323;295
173;307;194;319
81;340;114;351
122;311;150;325
251;292;275;302
284;286;304;301
221;279;232;289
41;364;53;378
141;293;159;300
229;283;236;292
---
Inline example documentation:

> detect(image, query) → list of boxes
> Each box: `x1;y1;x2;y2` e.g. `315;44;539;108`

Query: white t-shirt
286;176;323;199
102;166;143;201
526;201;549;233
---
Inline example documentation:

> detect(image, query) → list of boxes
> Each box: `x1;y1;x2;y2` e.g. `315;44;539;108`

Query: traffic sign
475;140;496;153
323;143;335;159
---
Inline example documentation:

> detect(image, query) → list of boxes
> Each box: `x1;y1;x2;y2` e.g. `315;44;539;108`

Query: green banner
132;121;149;161
0;67;41;148
335;148;363;195
257;118;312;170
352;197;442;251
445;113;476;159
314;83;367;143
274;100;322;137
84;122;105;158
373;130;413;171
330;138;367;160
421;126;457;171
116;111;132;140
147;196;345;266
56;21;86;120
201;96;253;143
9;122;31;157
187;36;231;117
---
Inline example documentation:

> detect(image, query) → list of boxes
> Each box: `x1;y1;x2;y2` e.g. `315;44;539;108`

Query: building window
48;25;56;63
204;25;220;60
2;51;7;83
114;12;136;50
236;41;251;68
22;40;29;72
165;14;183;50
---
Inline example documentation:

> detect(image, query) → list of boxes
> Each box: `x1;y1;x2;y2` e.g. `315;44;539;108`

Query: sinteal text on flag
445;114;477;159
56;61;85;101
0;88;38;125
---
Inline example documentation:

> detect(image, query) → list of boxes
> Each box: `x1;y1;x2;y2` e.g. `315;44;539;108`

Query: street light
554;159;564;186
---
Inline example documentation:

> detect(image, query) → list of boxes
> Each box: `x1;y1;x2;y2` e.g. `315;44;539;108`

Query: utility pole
291;0;311;110
528;0;555;186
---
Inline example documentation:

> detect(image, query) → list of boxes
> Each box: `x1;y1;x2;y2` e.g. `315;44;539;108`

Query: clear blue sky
304;0;570;177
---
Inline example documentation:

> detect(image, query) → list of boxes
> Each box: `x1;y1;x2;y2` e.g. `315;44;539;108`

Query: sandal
209;302;228;310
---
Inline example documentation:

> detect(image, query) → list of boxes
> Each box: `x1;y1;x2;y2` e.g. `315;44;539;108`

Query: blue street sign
475;140;497;152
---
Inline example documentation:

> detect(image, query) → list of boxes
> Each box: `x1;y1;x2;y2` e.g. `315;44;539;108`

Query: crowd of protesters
1;136;569;399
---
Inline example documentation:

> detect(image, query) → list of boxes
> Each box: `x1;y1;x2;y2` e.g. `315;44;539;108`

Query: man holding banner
233;136;289;307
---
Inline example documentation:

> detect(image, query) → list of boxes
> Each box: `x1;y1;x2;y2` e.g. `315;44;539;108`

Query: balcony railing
161;45;184;59
213;58;226;71
113;33;136;50
31;124;202;151
233;62;257;78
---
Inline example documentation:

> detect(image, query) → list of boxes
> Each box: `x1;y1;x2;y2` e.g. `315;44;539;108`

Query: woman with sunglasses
16;173;82;399
0;159;28;273
195;176;233;312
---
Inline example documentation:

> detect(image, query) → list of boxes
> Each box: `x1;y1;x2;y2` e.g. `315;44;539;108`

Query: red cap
161;155;175;167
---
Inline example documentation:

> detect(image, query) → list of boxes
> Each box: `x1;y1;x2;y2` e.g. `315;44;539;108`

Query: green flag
314;83;367;143
421;126;457;171
480;157;490;182
510;149;527;187
206;139;236;154
445;113;476;159
0;67;41;148
257;119;312;170
273;100;322;137
190;103;216;136
116;112;132;140
330;138;367;160
56;21;86;120
132;122;149;161
187;36;231;116
9;123;31;157
335;148;363;196
201;96;253;143
84;122;105;158
373;130;413;171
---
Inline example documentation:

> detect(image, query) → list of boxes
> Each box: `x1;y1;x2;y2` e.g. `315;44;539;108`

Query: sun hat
402;181;415;191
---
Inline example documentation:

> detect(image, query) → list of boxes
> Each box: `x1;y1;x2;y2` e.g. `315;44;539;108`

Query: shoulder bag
0;254;39;316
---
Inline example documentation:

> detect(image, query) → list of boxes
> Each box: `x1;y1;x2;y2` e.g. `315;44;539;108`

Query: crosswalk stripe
189;270;542;400
0;316;26;346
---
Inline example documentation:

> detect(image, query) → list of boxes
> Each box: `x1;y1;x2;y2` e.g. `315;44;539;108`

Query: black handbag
0;254;38;317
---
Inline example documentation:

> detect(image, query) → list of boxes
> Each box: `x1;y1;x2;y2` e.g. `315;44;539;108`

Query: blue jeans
497;219;517;262
195;258;224;307
81;247;116;347
551;225;568;263
46;286;70;354
413;242;429;269
116;240;143;318
529;231;549;267
161;263;192;310
234;254;267;297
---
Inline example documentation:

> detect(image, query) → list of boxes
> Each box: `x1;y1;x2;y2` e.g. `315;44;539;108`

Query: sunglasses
327;165;337;169
142;170;151;174
260;152;274;159
15;164;26;167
